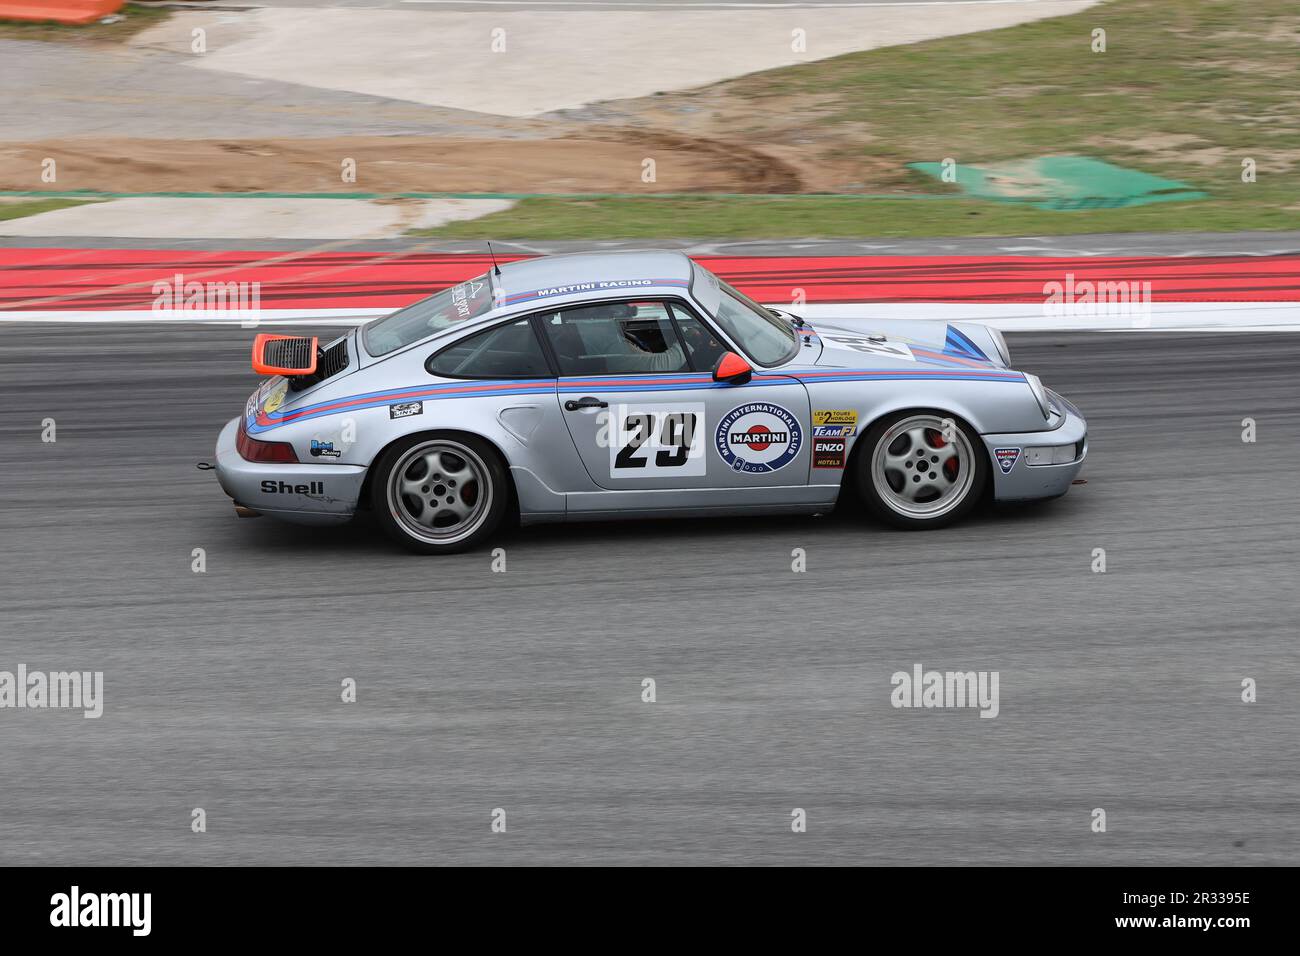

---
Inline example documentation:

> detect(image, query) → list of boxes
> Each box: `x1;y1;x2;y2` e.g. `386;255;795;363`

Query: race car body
214;251;1086;553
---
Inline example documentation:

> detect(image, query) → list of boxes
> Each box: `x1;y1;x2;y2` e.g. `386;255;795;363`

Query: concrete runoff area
131;3;1099;117
0;197;515;240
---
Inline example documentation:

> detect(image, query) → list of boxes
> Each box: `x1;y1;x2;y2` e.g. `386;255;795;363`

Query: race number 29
606;403;706;477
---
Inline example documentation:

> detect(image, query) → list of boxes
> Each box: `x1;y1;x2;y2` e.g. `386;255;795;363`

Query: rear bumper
214;417;364;526
981;397;1087;502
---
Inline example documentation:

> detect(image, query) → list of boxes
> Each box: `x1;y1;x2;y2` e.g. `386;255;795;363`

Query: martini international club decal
715;402;803;474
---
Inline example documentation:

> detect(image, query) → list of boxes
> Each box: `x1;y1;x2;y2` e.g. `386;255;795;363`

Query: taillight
237;422;298;463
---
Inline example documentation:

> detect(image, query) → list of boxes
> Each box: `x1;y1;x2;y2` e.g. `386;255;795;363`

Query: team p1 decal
995;447;1021;474
715;402;803;474
606;403;706;477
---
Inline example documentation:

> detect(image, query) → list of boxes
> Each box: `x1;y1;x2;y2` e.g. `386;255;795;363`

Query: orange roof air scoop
252;334;318;376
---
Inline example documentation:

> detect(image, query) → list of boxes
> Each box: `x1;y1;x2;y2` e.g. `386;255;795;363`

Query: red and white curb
2;250;1298;331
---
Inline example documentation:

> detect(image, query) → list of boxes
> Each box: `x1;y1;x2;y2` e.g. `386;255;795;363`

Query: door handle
564;397;608;411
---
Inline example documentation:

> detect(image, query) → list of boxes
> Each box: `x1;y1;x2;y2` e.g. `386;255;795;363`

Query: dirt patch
0;135;808;195
563;88;896;193
1199;58;1298;78
0;5;171;43
1099;132;1300;173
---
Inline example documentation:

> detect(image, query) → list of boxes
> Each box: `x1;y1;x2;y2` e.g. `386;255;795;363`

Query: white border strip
3;302;1299;331
402;1;1054;7
0;309;385;326
798;302;1300;332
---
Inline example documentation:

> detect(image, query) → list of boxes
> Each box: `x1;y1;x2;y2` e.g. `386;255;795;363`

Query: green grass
0;3;170;42
730;0;1300;186
419;0;1300;239
415;191;1300;240
0;198;94;222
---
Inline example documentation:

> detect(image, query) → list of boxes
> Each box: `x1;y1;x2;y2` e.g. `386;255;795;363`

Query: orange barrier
0;1;125;25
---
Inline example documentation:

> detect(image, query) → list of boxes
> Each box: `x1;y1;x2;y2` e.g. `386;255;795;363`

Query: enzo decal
715;402;803;474
389;401;423;420
812;436;847;469
994;447;1021;474
606;403;706;477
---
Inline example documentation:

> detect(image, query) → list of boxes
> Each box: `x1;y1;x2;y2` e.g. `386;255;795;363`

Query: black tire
854;410;988;530
370;432;509;554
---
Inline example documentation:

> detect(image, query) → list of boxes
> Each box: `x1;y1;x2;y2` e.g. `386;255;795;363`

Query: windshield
363;274;493;356
691;265;797;366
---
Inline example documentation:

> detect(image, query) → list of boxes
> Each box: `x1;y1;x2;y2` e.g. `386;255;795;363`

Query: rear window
428;318;551;379
363;274;493;356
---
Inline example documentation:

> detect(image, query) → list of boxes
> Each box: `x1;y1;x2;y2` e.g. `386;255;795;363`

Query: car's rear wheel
856;411;987;529
372;433;507;554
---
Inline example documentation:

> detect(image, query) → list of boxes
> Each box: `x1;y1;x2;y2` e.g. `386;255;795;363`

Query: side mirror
712;351;753;385
252;333;318;376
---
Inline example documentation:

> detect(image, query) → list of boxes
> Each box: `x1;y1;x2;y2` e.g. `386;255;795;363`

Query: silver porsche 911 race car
214;251;1087;554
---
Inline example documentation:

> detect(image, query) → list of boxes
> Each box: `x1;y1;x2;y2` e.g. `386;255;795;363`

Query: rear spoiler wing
252;334;318;376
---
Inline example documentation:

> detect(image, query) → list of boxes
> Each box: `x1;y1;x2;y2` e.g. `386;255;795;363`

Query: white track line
401;1;1054;6
4;302;1299;332
799;303;1300;332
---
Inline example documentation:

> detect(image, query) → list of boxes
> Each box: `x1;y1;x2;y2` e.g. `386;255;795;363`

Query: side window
428;318;551;379
539;300;689;376
668;303;729;372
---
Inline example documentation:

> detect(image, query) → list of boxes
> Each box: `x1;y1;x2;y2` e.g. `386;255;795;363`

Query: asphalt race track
2;323;1297;865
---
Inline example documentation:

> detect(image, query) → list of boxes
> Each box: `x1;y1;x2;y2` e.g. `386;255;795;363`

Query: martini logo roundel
715;402;803;474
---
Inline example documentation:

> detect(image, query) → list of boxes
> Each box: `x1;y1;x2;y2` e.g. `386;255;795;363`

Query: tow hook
234;504;262;518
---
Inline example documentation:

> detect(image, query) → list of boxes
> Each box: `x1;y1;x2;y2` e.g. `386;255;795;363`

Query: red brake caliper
927;429;960;480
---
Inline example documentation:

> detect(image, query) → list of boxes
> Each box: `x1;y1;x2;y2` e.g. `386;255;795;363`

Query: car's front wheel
856;411;988;529
371;433;508;554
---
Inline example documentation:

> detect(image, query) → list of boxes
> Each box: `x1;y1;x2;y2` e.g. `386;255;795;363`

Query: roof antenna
487;241;502;277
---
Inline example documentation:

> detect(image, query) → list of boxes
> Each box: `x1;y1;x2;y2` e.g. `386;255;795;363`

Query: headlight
988;327;1011;367
1024;373;1050;420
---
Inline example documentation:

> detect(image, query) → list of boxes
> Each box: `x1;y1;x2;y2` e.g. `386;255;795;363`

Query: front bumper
214;417;365;526
981;394;1087;502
